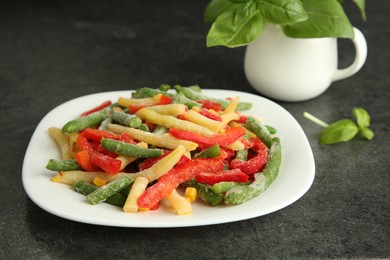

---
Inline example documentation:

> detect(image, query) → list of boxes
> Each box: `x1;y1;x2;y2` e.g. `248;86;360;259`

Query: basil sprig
304;107;374;145
204;0;366;48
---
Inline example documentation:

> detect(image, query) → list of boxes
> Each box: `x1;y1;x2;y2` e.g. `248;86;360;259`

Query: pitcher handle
332;27;367;82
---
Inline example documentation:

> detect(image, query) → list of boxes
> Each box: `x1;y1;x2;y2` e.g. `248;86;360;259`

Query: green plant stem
303;112;329;128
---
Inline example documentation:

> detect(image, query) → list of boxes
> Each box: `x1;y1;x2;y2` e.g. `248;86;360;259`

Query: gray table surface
1;0;389;259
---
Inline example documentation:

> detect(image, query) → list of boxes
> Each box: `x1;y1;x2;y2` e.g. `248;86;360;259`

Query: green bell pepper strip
100;138;163;158
86;176;134;205
212;181;248;194
62;108;110;133
46;159;82;171
193;144;221;158
224;137;281;205
74;181;127;207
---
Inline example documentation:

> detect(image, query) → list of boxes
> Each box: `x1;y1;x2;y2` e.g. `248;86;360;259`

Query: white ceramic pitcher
244;24;367;102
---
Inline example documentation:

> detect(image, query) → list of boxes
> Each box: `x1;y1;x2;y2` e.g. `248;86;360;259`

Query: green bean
98;117;113;130
184;180;224;206
193;144;221;158
172;92;201;109
46;159;82;171
174;85;252;111
62;108;110;133
74;181;127;207
158;84;171;91
152;125;168;135
86;176;133;205
131;87;174;98
139;123;150;132
111;110;142;128
245;116;273;148
224;137;281;205
266;125;277;134
101;138;163;158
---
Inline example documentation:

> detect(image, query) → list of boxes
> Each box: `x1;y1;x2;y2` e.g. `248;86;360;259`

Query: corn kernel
93;177;107;187
184;187;197;203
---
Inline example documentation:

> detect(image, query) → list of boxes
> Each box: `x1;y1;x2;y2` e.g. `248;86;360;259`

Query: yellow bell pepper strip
196;169;249;185
168;127;246;147
137;158;224;209
166;189;192;215
80;100;112;117
127;94;172;114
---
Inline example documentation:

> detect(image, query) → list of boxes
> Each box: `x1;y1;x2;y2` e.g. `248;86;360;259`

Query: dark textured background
1;0;389;258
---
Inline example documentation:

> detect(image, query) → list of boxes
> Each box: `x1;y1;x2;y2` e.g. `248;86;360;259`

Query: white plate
22;89;315;228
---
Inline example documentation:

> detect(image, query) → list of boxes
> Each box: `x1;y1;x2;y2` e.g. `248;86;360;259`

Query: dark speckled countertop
1;0;389;258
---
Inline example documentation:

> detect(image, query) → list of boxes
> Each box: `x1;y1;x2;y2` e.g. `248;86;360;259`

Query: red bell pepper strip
77;132;93;151
81;128;120;142
196;99;222;112
250;137;267;152
118;133;136;144
88;149;122;175
80;100;112;117
229;139;268;174
128;95;172;114
235;114;248;124
169;127;246;147
75;150;100;172
96;144;118;158
137;158;224;209
196;168;249;185
138;150;170;170
198;108;222;122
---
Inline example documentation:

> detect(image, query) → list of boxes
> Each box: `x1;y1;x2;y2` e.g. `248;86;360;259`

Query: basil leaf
230;0;251;3
360;127;374;140
353;107;370;128
282;0;354;38
353;0;366;21
353;107;374;140
319;119;358;144
206;2;264;48
204;0;238;23
258;0;308;25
